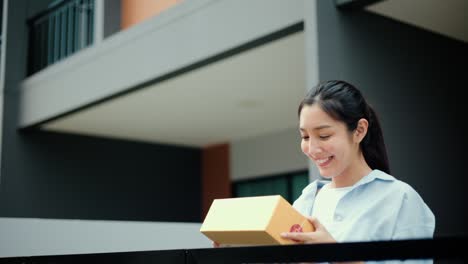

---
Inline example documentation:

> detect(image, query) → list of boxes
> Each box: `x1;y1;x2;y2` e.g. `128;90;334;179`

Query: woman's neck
331;152;372;188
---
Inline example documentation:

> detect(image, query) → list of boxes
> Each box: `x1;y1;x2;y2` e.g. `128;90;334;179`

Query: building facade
0;0;467;240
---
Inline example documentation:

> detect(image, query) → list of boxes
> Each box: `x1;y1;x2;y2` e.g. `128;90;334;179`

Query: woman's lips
315;156;333;167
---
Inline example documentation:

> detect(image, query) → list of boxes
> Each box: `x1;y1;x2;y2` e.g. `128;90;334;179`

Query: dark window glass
233;171;308;204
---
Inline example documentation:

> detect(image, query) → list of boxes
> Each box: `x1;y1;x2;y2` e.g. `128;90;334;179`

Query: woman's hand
280;217;336;244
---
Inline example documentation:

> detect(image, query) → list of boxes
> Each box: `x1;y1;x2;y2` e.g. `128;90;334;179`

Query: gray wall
231;128;308;181
103;0;121;38
317;1;468;236
0;130;201;221
19;0;305;128
0;218;211;258
0;0;201;222
25;0;54;18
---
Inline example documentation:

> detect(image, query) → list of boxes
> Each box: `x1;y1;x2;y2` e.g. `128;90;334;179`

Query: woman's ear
354;118;369;143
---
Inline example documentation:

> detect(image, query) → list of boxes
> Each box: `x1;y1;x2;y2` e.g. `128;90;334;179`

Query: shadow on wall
317;0;468;236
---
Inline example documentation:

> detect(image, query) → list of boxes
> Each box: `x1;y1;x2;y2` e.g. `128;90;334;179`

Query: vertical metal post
0;0;8;184
93;0;103;44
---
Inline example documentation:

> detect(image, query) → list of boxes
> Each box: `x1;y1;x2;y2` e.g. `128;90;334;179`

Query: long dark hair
298;80;390;174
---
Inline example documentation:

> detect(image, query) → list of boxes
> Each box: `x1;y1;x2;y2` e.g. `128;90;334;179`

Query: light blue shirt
293;169;435;263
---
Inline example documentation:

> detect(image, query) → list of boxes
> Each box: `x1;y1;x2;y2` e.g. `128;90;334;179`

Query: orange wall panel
201;143;231;220
121;0;183;30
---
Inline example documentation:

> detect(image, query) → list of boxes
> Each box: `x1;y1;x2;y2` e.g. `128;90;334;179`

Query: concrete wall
103;0;121;38
317;0;468;236
0;217;211;258
1;0;308;223
229;0;318;183
0;130;201;221
19;0;305;128
231;128;308;181
1;0;201;222
229;0;315;183
25;0;53;18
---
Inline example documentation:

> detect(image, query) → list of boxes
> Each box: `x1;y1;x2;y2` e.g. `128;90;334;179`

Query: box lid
200;195;281;232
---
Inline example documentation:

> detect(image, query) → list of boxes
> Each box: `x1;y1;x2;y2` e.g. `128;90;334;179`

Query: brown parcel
200;195;314;245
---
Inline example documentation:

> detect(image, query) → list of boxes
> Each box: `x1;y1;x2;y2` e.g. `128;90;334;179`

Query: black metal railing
27;0;94;75
0;237;467;264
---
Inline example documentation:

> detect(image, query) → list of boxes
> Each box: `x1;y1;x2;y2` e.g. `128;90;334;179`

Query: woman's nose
307;140;322;156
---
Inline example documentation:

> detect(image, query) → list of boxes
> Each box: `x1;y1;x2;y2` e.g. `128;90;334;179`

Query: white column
93;0;104;43
304;0;321;182
0;0;9;184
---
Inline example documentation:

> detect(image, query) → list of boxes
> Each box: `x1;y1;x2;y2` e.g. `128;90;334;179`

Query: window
233;170;309;204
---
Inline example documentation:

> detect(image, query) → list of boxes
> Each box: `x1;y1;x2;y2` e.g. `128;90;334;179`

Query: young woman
281;80;435;247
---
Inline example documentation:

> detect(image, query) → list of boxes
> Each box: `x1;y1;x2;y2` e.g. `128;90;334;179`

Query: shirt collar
315;169;394;189
353;169;395;187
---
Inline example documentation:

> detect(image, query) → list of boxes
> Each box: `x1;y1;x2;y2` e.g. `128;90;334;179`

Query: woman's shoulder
370;170;427;202
372;172;436;238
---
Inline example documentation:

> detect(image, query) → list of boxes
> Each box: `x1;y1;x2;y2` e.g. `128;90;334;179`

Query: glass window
233;170;308;204
291;173;309;201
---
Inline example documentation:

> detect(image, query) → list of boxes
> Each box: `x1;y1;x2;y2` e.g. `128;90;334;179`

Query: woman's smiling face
299;104;360;179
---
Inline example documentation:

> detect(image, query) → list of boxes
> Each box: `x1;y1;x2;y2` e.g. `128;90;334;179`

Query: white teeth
316;157;331;165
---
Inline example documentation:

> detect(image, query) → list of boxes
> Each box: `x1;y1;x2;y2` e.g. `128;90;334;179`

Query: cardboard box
200;195;314;245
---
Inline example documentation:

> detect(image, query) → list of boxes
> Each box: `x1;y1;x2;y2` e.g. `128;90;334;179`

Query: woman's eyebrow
300;125;331;132
314;125;332;130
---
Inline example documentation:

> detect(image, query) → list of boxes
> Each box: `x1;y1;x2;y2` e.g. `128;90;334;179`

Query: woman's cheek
301;142;308;156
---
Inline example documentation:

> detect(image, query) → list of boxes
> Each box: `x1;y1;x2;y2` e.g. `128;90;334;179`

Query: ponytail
362;105;390;174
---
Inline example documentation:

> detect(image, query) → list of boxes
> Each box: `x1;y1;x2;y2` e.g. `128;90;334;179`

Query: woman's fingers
281;217;336;244
281;231;315;242
280;217;322;242
308;216;322;230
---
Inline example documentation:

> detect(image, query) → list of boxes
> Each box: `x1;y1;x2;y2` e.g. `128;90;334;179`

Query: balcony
19;0;308;149
27;0;94;75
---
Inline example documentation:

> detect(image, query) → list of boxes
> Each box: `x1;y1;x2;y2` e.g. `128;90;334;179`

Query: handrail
27;0;94;75
28;0;77;27
188;237;468;263
0;237;466;264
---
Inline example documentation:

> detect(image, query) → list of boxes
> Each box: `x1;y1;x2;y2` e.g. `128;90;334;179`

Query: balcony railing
0;237;467;263
27;0;94;75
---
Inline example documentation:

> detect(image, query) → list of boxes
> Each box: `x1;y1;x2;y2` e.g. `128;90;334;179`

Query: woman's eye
319;135;330;140
301;136;309;140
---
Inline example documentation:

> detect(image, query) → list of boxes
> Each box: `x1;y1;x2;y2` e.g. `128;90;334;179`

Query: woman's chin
318;168;336;179
319;172;333;179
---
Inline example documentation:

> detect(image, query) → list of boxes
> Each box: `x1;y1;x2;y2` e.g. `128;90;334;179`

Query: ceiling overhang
42;32;306;147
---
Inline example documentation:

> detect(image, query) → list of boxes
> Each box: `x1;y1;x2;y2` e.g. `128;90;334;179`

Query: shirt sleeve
364;186;436;264
391;184;435;240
